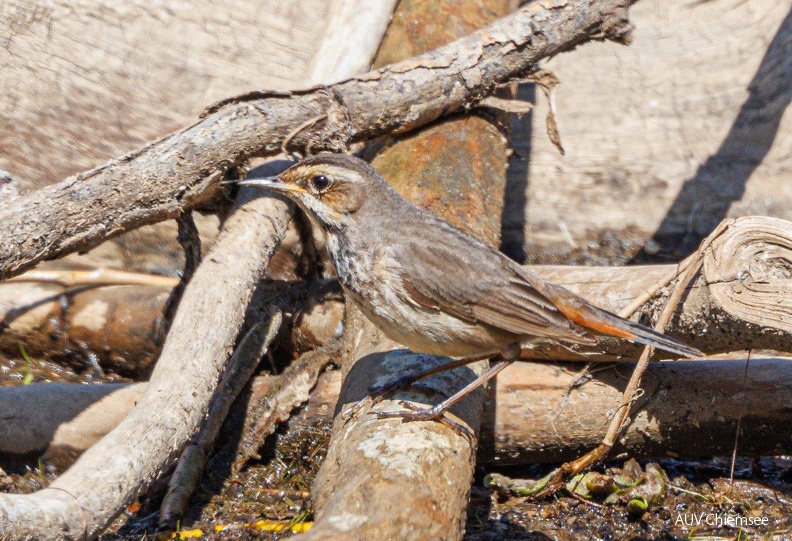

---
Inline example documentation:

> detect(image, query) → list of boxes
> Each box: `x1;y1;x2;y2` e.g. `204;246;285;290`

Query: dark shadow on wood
500;83;536;263
631;8;792;263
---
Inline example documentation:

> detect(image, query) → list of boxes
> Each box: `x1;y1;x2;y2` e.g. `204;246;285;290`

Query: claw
375;401;473;439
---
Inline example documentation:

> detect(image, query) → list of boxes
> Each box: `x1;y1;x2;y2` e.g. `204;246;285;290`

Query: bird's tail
587;305;702;358
541;283;703;359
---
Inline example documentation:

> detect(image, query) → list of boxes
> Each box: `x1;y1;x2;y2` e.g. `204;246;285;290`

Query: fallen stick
0;191;292;540
0;276;343;377
159;310;283;528
233;340;340;466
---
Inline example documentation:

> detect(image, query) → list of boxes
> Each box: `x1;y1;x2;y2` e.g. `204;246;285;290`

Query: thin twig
534;221;733;498
617;256;693;319
728;349;752;497
160;211;203;337
160;310;283;528
7;269;179;288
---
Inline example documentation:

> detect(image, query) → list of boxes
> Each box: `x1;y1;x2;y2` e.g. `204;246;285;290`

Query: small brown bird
240;154;701;422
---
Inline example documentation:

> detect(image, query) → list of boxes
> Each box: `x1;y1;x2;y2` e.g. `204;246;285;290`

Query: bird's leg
376;344;521;426
341;351;497;421
369;351;495;396
376;358;513;422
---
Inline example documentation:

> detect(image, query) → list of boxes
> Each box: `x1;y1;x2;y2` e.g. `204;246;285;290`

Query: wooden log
0;382;146;463
0;272;343;377
304;354;792;463
302;1;514;539
6;353;792;469
526;216;792;360
0;0;398;186
484;355;792;464
4;215;787;377
0;278;171;378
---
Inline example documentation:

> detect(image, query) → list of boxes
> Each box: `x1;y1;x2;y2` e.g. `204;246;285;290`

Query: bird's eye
311;174;331;192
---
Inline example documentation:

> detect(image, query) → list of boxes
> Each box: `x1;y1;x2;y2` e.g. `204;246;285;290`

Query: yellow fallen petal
290;521;313;533
177;529;203;539
246;519;313;533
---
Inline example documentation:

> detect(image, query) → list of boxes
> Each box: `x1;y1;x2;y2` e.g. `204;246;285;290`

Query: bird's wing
389;221;701;358
392;236;596;345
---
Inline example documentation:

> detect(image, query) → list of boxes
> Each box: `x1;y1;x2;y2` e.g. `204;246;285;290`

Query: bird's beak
237;176;306;194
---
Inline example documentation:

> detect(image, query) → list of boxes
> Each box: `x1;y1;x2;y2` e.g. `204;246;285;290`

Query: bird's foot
376;401;472;439
340;378;449;422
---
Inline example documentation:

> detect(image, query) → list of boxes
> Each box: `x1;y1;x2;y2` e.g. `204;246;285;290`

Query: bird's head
238;154;378;231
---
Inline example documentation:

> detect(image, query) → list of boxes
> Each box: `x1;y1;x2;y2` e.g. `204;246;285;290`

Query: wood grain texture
0;0;330;186
503;0;792;262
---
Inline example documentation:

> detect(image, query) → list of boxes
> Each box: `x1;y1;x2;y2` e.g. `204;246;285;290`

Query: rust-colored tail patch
557;304;636;340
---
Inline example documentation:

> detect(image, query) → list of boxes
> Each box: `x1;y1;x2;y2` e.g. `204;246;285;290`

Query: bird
238;153;702;424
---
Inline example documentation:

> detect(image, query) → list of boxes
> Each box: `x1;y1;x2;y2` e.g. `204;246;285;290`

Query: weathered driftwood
6;353;792;469
0;277;172;377
0;382;147;462
0;0;635;282
3;216;788;372
3;215;788;466
484;354;792;463
0;273;343;376
525;216;792;360
233;341;340;465
159;310;283;528
299;1;515;539
0;192;292;540
304;354;792;463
